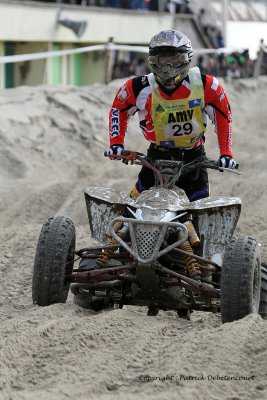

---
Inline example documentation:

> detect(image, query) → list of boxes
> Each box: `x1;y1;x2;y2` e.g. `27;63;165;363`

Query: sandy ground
0;76;267;400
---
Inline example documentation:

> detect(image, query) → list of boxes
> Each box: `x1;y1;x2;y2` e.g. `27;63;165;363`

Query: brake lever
104;151;142;164
218;166;241;175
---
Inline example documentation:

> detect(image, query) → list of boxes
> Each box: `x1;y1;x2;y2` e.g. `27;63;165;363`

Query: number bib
151;67;206;148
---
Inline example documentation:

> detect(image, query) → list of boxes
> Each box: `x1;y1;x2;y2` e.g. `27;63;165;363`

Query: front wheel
32;216;76;306
259;262;267;319
220;236;261;323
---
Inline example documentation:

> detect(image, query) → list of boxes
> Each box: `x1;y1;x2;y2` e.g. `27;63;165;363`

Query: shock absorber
179;240;201;280
184;220;200;247
96;225;128;268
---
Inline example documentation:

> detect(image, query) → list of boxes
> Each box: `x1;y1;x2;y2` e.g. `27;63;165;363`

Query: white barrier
0;43;148;64
0;42;236;65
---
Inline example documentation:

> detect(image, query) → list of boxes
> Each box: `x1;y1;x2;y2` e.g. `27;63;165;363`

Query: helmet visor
148;52;189;68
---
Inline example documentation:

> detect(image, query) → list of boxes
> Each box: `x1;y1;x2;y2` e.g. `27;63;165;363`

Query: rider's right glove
107;144;124;156
219;155;238;169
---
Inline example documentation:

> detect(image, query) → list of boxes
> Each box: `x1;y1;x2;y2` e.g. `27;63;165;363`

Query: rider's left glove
107;144;124;156
219;155;238;169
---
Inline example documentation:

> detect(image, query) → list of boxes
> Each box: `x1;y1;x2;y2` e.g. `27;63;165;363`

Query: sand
0;76;267;400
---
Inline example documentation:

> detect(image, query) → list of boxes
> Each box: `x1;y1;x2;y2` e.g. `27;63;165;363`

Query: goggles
148;52;189;68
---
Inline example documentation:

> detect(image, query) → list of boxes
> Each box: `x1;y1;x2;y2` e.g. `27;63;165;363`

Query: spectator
256;39;267;76
216;30;225;48
208;26;219;48
206;54;217;75
129;0;147;9
198;8;211;37
217;53;228;77
133;57;149;75
55;0;78;4
197;55;207;74
227;62;241;79
107;0;122;6
167;0;192;14
198;8;222;49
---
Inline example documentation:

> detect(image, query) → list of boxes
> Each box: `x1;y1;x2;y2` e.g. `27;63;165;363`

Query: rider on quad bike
107;29;238;280
32;34;267;323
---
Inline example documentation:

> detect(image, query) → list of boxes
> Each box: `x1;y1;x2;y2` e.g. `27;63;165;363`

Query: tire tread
221;235;261;323
32;216;76;306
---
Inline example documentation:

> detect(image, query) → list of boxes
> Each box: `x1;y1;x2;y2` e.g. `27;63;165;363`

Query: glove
107;144;124;156
219;155;238;169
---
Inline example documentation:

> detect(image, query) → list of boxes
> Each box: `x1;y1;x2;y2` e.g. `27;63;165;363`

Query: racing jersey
109;67;233;156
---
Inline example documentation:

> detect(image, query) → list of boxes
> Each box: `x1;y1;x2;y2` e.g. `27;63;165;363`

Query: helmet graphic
148;30;193;87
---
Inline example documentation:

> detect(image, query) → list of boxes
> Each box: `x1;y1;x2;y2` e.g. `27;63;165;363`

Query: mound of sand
0;76;266;400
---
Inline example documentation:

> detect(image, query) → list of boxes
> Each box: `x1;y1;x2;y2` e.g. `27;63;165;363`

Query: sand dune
0;76;267;400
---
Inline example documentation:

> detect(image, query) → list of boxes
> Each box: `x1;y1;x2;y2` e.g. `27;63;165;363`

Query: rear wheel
221;236;261;323
32;216;76;306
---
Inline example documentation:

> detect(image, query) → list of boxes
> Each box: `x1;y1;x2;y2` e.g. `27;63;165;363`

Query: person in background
106;30;237;278
106;0;122;7
167;0;192;14
133;57;149;75
227;62;241;80
129;0;147;9
198;8;211;37
216;30;225;48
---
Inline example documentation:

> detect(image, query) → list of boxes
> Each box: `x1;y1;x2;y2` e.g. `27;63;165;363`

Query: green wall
52;43;62;84
4;43;14;88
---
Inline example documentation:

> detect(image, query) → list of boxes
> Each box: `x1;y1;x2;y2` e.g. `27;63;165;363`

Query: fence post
104;38;115;84
254;46;263;78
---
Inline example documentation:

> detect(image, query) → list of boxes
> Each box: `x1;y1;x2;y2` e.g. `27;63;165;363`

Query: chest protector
150;67;206;148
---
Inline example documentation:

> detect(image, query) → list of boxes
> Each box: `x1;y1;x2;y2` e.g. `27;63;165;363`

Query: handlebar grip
104;150;130;157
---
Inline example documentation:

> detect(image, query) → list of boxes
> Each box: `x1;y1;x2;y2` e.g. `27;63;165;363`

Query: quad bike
32;151;267;323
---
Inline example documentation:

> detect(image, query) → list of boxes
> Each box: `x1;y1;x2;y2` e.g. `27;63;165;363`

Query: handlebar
181;157;240;175
104;150;241;178
104;150;142;164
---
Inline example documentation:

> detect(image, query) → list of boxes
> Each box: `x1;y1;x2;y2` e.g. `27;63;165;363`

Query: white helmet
148;30;193;87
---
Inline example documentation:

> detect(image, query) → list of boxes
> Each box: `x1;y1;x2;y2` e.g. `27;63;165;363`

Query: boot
130;184;141;200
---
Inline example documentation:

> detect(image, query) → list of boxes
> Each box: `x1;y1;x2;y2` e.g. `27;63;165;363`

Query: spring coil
179;240;200;276
96;232;127;268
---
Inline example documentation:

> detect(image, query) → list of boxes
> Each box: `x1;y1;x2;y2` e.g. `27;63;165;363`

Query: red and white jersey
109;70;233;157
